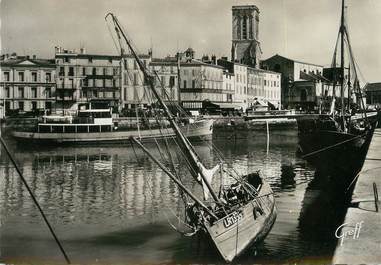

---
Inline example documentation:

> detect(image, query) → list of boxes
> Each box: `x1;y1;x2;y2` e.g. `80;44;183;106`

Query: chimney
211;55;217;65
202;55;209;63
80;47;86;54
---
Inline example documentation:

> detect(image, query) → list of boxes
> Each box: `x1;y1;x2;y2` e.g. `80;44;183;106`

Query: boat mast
347;62;351;114
106;13;220;203
340;0;346;129
176;52;182;104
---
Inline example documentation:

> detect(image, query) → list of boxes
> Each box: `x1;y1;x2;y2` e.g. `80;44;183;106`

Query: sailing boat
106;13;277;262
296;0;377;174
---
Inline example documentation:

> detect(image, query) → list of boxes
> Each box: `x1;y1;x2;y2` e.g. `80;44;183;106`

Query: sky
1;0;380;82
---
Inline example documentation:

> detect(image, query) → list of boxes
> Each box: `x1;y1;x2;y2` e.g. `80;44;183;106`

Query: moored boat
296;0;377;174
11;108;213;144
106;13;277;263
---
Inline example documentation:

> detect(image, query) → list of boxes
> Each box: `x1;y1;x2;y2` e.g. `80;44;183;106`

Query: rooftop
0;56;55;67
232;5;259;11
150;58;224;69
262;54;324;68
365;82;381;91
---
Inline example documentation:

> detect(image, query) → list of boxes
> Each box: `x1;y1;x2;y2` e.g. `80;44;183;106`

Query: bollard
373;182;379;212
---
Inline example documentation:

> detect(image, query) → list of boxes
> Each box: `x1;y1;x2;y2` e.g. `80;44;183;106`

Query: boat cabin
38;109;114;134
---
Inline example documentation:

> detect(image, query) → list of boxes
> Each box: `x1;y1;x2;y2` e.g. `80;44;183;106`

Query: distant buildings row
2;49;376;118
0;48;281;117
0;4;376;120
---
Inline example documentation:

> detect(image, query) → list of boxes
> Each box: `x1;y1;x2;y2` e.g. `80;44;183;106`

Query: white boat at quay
11;108;214;144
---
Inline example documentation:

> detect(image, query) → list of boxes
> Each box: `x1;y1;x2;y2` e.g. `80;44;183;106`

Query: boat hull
11;119;214;145
296;116;375;175
206;182;277;263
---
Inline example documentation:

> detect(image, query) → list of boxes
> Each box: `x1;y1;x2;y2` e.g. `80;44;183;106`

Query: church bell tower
231;5;261;68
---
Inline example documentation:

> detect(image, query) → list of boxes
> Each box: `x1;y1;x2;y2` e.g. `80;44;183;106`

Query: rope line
302;133;365;159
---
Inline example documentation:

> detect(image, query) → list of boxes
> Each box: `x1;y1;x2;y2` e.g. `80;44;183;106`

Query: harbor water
0;129;350;264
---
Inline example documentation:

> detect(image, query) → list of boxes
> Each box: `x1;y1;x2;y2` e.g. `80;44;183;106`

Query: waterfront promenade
333;128;381;264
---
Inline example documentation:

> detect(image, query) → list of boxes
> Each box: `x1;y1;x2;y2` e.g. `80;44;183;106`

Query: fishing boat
296;0;377;173
106;13;276;262
11;108;213;144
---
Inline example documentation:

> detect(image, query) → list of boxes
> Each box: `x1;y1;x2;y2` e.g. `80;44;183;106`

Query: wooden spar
130;137;218;220
0;126;71;264
107;13;220;203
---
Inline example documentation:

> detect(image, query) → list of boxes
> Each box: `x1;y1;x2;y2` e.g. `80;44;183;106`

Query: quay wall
333;128;381;264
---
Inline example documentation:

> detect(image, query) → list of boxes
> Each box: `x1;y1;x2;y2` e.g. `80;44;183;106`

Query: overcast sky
1;0;380;82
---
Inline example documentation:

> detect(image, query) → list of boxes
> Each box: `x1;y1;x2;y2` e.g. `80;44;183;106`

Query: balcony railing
56;83;77;89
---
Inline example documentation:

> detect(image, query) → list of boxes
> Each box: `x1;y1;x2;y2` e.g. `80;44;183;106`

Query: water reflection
0;130;348;264
280;164;296;190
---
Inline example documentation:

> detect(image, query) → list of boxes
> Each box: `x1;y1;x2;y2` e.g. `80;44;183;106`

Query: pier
333;128;381;264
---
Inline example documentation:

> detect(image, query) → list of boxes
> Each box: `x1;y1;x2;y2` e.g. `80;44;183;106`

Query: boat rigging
105;12;277;263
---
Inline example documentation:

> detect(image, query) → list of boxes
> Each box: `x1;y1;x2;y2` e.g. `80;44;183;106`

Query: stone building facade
365;83;381;106
217;59;281;111
149;56;179;106
55;47;121;113
0;54;56;116
179;61;225;110
121;54;152;109
231;5;261;68
254;69;281;109
261;54;328;110
150;51;229;111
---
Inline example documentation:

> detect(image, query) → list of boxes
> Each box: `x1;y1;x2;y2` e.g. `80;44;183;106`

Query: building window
242;16;247;39
169;76;175;87
45;101;52;109
32;101;37;110
68;67;74;76
31;87;37;98
4;72;10;81
92;67;96;75
59;67;65;76
19;101;24;111
192;80;195;88
18;72;25;82
82;67;86;76
133;73;138;85
64;57;70;63
18;87;24;98
89;57;93;63
249;16;253;39
183;80;187;88
46;87;51;98
5;87;10;98
46;72;51;82
113;68;118;75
